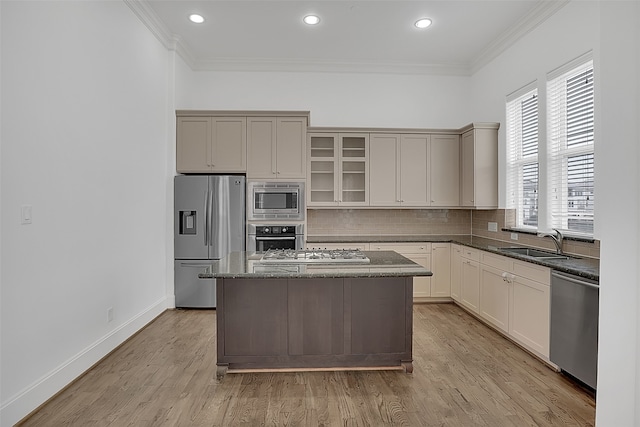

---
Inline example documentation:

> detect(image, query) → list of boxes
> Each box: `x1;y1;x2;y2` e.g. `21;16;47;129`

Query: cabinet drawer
460;246;480;261
370;242;431;254
480;251;512;271
512;260;550;285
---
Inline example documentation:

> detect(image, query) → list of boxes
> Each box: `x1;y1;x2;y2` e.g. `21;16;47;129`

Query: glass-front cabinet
308;132;369;206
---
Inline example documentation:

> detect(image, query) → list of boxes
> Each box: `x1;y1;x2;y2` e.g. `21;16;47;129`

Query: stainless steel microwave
247;181;305;221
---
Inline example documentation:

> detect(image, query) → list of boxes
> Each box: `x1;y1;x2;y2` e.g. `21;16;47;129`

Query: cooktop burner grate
260;248;370;264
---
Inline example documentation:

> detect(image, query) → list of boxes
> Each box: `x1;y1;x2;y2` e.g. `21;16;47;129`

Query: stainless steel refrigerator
174;175;245;308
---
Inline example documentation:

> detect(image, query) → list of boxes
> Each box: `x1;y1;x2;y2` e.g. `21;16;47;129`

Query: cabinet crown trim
177;110;310;122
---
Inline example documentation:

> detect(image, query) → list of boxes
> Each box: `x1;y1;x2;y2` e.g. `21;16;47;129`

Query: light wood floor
19;304;595;426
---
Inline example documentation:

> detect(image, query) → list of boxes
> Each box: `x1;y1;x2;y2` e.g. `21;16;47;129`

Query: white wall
0;2;171;425
175;60;472;129
470;1;640;425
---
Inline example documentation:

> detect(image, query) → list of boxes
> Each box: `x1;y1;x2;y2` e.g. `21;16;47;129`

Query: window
547;56;594;235
506;84;539;228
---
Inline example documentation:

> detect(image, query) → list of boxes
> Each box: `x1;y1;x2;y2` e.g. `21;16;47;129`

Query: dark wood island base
215;276;413;377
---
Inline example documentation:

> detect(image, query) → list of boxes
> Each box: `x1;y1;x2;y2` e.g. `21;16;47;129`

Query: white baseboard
0;297;168;427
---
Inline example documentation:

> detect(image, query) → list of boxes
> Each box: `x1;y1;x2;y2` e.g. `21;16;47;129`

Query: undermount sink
498;247;568;260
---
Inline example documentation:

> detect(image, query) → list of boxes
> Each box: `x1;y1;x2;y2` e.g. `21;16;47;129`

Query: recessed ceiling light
303;15;321;25
189;14;205;24
414;18;432;29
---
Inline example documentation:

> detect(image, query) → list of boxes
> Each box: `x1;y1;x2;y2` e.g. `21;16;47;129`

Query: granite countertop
307;234;600;281
199;250;433;279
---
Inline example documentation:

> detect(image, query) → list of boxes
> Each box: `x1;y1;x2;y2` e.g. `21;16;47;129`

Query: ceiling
129;0;568;75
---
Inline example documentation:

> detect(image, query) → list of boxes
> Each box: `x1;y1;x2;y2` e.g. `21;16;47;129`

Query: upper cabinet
430;134;460;206
369;133;430;207
461;124;499;209
247;116;307;180
307;133;369;207
176;116;247;173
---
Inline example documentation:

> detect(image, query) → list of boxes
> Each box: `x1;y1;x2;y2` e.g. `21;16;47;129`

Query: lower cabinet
510;273;550;357
431;243;451;298
479;264;510;334
460;258;480;313
459;247;480;313
450;244;462;302
474;252;551;359
370;243;432;300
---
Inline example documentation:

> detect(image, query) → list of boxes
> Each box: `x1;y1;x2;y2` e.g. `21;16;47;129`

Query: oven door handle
255;236;296;241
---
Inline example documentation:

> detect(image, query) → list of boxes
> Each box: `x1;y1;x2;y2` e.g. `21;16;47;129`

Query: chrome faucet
540;228;564;254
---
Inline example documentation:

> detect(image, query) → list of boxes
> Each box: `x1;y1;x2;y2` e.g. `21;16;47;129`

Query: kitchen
1;1;638;426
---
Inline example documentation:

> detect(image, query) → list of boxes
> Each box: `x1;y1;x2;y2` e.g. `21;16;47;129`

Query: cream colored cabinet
308;133;368;206
472;250;551;359
369;133;430;207
430;134;460;206
369;133;402;206
450;244;462;302
247;117;306;179
431;243;451;297
370;243;431;300
400;134;429;206
460;248;480;314
510;271;550;357
177;116;247;173
461;125;498;208
479;263;510;334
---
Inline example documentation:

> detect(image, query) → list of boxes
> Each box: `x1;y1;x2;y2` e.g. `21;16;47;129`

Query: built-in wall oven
247;224;305;252
247;181;305;221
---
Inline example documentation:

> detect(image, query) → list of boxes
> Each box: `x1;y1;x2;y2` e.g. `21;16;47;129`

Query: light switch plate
488;222;498;232
511;232;519;241
21;205;32;225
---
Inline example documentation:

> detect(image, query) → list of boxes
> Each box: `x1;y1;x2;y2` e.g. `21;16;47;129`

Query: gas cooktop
259;248;370;264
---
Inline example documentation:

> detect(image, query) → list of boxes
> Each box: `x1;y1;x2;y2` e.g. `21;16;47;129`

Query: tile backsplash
307;208;600;259
307;209;471;236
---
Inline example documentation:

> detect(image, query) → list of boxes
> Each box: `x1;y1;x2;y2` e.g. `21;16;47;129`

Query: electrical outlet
107;307;114;323
511;233;519;241
488;222;498;232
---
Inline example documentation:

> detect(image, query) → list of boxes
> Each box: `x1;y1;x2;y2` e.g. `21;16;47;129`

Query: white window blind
547;57;594;235
506;84;538;228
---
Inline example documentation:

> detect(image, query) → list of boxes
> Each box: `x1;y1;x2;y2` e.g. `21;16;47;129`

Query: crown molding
127;0;567;77
470;0;570;74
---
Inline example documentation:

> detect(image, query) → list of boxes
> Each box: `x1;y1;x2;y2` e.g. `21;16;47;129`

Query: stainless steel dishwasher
550;270;599;389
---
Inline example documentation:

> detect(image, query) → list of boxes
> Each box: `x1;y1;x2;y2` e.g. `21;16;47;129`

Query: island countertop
199;250;432;279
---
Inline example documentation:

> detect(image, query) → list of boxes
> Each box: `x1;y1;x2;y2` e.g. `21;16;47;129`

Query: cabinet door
431;243;451;297
339;133;369;206
406;253;431;299
288;279;344;356
222;278;288;357
176;117;211;172
308;133;339;206
369;133;400;206
211;117;246;172
247;117;277;179
479;264;510;333
400;134;429;206
430;134;460;206
461;130;475;207
450;245;462;302
460;259;479;314
276;117;307;179
510;275;550;357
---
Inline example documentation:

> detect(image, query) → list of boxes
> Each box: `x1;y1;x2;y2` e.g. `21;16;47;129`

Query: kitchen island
199;251;431;377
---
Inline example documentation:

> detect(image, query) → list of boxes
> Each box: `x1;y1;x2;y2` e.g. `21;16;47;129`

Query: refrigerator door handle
207;188;214;248
204;189;210;246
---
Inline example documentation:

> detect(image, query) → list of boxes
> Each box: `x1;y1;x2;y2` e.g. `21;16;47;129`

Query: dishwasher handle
552;271;599;290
